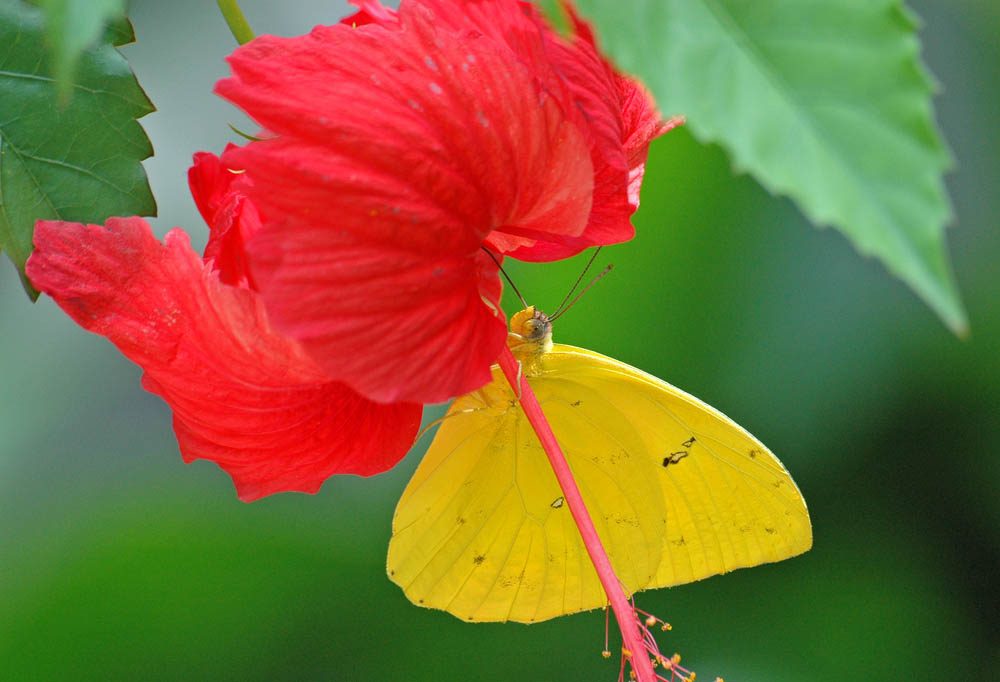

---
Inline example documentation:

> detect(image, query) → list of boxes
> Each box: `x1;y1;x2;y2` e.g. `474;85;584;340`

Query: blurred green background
2;0;997;680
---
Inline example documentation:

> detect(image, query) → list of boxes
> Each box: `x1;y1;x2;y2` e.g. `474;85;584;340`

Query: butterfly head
507;307;553;362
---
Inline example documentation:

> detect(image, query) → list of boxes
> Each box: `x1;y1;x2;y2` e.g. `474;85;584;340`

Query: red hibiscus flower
26;0;671;501
216;0;673;405
26;152;422;502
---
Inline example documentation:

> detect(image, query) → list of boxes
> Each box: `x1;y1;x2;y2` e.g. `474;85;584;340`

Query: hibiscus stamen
634;606;672;632
602;606;613;659
660;653;697;682
616;595;699;682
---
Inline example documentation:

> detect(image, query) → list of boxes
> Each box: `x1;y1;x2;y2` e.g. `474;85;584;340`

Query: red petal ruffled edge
26;218;421;501
560;2;678;204
503;2;670;261
406;0;667;261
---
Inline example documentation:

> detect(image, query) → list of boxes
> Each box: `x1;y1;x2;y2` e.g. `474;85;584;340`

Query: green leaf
571;0;967;334
102;11;135;46
0;1;155;298
39;0;128;99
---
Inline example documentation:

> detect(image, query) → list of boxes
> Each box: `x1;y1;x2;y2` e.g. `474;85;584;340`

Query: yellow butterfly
388;306;812;623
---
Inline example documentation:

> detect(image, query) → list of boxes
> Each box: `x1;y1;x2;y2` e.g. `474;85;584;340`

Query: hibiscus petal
341;0;398;27
413;0;669;261
188;149;262;288
216;3;593;402
507;4;661;260
561;4;677;210
247;224;508;404
26;218;422;501
218;8;592;252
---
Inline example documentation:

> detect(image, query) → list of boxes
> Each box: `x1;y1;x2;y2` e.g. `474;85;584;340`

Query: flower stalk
217;0;255;45
497;345;657;682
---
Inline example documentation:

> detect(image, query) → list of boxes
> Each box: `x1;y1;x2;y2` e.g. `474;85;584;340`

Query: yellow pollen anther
661;622;672;631
601;650;611;659
622;647;632;658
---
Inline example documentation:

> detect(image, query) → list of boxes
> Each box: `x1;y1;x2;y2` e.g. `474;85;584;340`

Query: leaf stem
216;0;255;45
497;345;656;682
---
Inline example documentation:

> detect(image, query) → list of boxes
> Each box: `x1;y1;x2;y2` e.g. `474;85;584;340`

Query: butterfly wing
542;345;812;591
387;365;666;623
387;344;811;623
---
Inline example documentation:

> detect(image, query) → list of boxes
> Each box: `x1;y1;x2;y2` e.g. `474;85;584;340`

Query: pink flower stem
497;345;656;682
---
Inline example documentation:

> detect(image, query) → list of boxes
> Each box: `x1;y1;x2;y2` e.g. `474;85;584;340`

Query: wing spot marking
662;450;689;467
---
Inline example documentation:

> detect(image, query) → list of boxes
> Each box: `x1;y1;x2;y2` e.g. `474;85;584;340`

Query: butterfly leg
414;401;492;443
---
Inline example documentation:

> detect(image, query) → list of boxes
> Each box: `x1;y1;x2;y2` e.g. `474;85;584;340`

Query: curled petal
410;0;671;261
561;4;675;210
188;149;261;288
217;3;593;402
26;218;421;501
510;4;669;260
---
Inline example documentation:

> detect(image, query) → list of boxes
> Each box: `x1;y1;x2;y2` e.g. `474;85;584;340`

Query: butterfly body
388;308;812;623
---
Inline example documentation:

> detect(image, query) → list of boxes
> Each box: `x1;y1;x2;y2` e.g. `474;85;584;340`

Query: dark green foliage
0;1;154;297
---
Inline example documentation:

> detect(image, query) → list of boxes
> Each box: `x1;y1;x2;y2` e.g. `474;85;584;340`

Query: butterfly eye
523;319;546;339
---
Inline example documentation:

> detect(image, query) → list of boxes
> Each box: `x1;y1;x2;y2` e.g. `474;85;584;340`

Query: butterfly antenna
481;247;528;309
551;247;602;319
549;263;613;321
